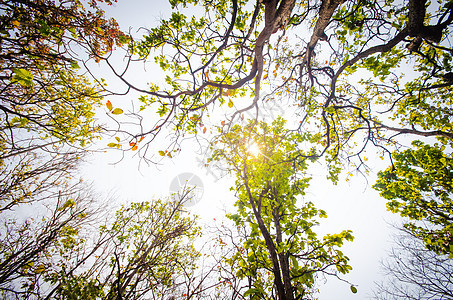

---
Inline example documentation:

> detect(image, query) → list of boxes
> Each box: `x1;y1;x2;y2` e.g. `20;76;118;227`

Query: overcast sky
80;1;402;298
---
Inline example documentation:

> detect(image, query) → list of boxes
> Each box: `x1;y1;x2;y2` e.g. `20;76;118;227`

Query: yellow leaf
112;108;123;115
11;20;20;28
263;73;268;79
132;145;138;151
34;265;45;274
106;100;113;111
158;150;165;156
228;99;234;108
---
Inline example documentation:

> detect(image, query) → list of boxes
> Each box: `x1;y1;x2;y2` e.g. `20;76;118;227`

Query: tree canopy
211;118;354;299
374;141;453;256
1;0;453;298
100;0;452;167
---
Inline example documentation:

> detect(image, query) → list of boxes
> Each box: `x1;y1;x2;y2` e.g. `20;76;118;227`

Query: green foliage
116;0;453;180
100;197;200;299
374;141;453;256
37;196;201;300
11;68;34;87
127;0;257;135
49;270;105;300
0;183;97;299
0;1;129;297
214;118;354;298
0;0;129;151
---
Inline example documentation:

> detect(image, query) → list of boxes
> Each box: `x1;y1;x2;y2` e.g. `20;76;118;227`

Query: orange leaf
139;136;145;142
106;100;113;111
132;145;138;151
221;121;225;126
129;142;136;147
203;127;207;134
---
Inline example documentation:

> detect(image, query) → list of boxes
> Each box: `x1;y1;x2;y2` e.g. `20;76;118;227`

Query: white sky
80;1;402;299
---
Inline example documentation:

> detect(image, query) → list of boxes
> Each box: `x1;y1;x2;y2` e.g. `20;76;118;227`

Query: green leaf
290;256;299;269
111;108;123;115
244;288;263;297
325;106;335;114
350;285;357;293
70;60;80;69
11;68;33;87
37;20;51;36
107;143;117;147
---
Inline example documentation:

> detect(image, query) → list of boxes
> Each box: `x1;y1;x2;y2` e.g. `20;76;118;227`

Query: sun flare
247;143;261;156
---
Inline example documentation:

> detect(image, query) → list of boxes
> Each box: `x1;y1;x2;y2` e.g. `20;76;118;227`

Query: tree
0;149;85;212
100;194;200;299
210;118;354;299
373;141;453;256
98;0;452;168
0;181;104;299
0;1;130;298
0;188;201;299
0;0;128;213
0;0;127;153
45;192;201;300
373;227;453;300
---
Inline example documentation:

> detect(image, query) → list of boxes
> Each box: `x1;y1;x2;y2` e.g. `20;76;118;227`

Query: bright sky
80;1;401;298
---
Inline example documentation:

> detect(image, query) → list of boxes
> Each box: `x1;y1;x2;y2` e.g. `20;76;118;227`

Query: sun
247;143;261;156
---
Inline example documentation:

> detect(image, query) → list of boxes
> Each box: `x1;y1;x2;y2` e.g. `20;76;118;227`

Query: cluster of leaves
99;197;200;299
99;0;450;169
0;0;129;154
0;0;130;298
374;142;453;256
211;118;354;299
0;182;101;299
0;187;201;299
0;0;129;231
41;194;201;300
